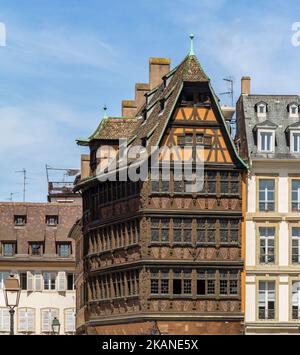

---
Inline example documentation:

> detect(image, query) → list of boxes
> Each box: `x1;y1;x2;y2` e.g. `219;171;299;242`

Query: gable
157;81;246;167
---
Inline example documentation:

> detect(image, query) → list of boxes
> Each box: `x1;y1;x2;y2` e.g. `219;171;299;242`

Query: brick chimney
122;100;137;117
149;58;171;90
241;76;251;95
135;83;150;111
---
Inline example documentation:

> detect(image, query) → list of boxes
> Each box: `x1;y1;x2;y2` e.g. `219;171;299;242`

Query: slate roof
239;95;300;159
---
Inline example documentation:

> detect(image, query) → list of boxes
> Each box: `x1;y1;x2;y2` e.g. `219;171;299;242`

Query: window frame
2;242;16;257
46;215;59;227
29;242;44;256
258;129;275;153
14;215;27;226
290;224;300;265
256;223;278;266
256;103;267;117
290;279;300;321
257;177;277;213
257;279;277;322
288;104;299;118
290;130;300;153
291;178;300;212
43;272;57;291
17;307;35;334
57;242;72;258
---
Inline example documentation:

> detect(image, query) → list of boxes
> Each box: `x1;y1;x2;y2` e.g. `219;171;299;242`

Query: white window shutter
58;272;66;292
27;309;35;333
18;309;27;332
35;273;43;292
42;310;50;333
65;309;75;333
27;271;34;291
2;309;10;332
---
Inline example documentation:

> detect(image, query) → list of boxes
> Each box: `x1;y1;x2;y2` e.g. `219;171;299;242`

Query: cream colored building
0;271;76;335
236;78;300;334
0;177;81;335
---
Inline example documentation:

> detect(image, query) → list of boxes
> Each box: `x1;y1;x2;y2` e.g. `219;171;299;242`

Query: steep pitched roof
126;54;246;169
77;117;141;145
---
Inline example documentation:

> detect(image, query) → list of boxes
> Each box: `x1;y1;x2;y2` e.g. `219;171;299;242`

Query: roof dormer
255;101;268;118
254;120;278;153
286;121;300;153
287;102;299;118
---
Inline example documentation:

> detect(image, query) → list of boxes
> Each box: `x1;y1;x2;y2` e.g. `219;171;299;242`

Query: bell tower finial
189;33;195;56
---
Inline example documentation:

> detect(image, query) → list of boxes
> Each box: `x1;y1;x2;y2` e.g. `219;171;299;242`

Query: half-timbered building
74;43;248;335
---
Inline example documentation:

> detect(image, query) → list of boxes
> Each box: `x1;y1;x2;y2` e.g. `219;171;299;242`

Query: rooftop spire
189;33;195;56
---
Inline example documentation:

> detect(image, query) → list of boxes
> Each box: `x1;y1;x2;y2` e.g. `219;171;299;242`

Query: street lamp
52;317;60;335
4;274;21;335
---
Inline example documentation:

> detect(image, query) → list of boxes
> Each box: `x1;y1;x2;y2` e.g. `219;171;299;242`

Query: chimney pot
241;76;251;95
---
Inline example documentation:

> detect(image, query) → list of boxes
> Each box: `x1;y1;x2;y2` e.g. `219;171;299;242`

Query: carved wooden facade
75;53;247;335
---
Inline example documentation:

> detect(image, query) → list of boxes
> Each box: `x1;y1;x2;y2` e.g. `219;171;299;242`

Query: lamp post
4;274;21;336
52;317;61;335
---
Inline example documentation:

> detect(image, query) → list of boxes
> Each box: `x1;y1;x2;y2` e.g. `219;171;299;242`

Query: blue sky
0;0;300;202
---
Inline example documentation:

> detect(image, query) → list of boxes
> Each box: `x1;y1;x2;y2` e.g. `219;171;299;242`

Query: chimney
149;58;171;90
81;154;90;180
122;100;137;117
241;76;251;95
135;83;150;111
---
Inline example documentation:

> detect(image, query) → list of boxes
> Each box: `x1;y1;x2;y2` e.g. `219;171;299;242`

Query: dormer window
288;103;299;118
291;131;300;153
258;130;275;153
256;102;268;118
159;99;165;113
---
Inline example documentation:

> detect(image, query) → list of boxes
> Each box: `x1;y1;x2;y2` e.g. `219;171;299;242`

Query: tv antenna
220;76;234;106
15;168;27;202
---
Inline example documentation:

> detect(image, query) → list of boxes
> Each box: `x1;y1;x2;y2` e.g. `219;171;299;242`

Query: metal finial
189;33;195;56
103;105;108;118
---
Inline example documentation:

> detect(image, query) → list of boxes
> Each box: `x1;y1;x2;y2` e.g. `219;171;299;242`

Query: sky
0;0;300;202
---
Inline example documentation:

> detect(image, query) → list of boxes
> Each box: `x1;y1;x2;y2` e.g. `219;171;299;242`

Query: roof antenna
189;33;195;56
103;105;108;119
15;168;27;202
220;76;234;107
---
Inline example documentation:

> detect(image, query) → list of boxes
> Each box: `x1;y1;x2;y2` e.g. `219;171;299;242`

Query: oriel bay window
259;179;275;212
94;271;139;301
259;281;275;320
197;219;240;245
292;227;300;264
292;281;300;320
259;227;275;264
150;270;240;298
